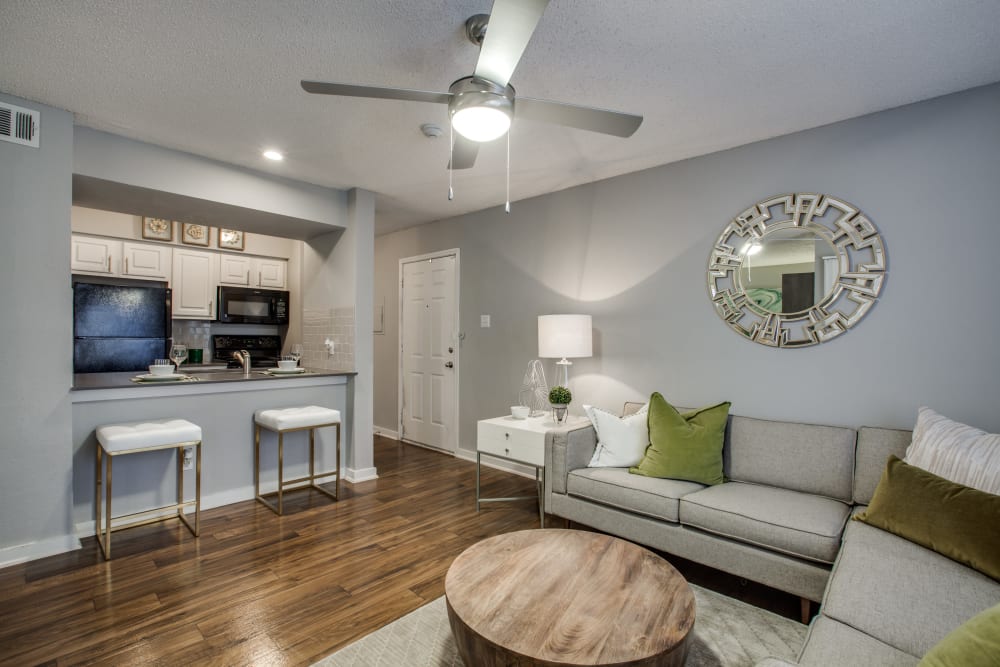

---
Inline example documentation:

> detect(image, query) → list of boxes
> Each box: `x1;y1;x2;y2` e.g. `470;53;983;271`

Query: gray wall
374;82;1000;455
0;93;77;563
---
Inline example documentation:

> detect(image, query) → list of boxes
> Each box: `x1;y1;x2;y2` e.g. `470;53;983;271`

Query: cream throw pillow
586;403;649;468
904;407;1000;495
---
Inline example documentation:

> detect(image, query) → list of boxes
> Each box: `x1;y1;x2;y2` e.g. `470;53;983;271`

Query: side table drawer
477;421;545;467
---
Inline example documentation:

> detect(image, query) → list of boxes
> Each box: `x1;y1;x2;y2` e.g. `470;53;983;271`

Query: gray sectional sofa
545;410;886;603
544;410;1000;664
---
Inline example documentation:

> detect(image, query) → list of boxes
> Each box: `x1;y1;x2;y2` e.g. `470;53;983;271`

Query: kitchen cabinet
255;258;287;289
218;255;252;286
72;235;171;281
171;248;219;319
71;235;121;276
122;242;171;281
218;255;287;289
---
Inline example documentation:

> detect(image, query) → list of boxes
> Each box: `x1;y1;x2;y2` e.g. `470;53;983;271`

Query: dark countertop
72;367;357;390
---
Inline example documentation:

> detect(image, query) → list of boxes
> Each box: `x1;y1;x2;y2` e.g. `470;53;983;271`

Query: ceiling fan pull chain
505;130;511;214
448;122;455;201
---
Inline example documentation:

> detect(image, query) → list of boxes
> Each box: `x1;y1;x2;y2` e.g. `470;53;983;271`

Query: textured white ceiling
2;1;999;235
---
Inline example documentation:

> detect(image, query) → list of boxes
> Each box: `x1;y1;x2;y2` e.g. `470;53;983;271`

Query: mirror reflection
737;229;838;315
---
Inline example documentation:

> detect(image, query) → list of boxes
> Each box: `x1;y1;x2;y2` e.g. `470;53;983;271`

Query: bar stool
254;405;341;515
94;418;202;560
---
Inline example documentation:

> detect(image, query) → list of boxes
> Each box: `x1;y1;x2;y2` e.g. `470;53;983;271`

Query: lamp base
555;358;572;388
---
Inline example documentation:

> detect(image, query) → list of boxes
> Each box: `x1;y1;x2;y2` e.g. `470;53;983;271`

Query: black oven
217;286;289;325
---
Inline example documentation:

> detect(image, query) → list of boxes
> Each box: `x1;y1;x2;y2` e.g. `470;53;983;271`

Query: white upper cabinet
255;257;287;289
218;254;252;286
71;235;121;275
171;248;219;319
218;255;287;289
122;242;171;281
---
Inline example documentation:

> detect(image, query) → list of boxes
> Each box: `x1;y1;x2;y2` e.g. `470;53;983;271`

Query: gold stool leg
177;445;184;525
254;424;261;504
335;423;341;500
195;442;201;536
277;431;284;515
95;444;105;559
309;428;316;488
104;454;113;560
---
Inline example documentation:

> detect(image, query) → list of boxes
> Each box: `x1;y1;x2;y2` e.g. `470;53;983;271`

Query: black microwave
217;286;290;324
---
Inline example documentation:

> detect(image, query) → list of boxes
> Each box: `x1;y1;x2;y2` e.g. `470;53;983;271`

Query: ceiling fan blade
448;135;480;170
473;0;550;87
516;97;643;138
301;81;452;105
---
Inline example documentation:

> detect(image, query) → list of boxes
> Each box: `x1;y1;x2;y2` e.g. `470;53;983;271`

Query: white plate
266;367;306;374
134;373;188;382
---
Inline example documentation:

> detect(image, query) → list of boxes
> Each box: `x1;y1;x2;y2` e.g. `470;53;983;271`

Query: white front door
400;253;458;453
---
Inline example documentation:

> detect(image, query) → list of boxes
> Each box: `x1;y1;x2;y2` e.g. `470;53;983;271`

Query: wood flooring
0;436;801;666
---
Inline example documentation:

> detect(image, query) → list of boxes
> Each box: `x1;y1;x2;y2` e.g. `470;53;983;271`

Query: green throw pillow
855;456;1000;581
629;393;730;485
919;603;1000;667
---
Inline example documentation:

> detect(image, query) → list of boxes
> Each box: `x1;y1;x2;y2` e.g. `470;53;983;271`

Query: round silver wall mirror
708;193;886;347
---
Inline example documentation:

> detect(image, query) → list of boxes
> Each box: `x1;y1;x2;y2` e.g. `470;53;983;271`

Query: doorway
398;250;459;454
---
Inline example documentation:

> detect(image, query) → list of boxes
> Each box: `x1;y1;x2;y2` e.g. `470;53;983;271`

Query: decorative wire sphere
518;360;550;417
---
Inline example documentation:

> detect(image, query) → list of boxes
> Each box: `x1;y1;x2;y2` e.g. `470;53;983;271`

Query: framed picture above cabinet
141;217;173;242
218;228;245;251
181;223;211;246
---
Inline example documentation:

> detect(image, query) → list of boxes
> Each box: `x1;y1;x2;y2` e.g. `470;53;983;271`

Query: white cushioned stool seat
253;405;342;515
97;418;203;453
255;406;341;431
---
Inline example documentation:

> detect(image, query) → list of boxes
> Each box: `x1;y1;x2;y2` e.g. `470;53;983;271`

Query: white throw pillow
585;403;649;468
904;407;1000;494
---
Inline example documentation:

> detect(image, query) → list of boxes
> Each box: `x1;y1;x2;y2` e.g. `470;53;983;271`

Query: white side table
476;413;588;527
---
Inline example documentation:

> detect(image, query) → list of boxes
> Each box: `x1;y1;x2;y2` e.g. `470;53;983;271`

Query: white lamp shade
538;314;593;359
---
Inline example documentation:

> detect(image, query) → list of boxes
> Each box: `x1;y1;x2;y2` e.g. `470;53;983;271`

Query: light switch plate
480;314;491;328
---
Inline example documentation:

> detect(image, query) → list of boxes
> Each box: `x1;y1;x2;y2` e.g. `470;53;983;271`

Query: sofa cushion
855;426;911;505
918;602;1000;667
567;467;704;523
856;456;1000;581
727;416;856;502
584;403;649;468
630;393;730;485
905;407;1000;495
821;520;1000;658
797;616;919;667
679;482;850;564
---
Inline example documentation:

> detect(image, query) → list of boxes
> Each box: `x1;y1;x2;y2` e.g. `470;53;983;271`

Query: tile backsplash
171;320;212;357
302;306;355;370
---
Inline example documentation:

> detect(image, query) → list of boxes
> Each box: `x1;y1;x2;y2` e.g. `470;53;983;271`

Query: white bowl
277;360;297;370
511;405;530;419
149;364;174;376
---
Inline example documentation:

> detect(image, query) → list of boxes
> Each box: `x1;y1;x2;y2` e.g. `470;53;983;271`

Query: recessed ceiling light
262;149;284;161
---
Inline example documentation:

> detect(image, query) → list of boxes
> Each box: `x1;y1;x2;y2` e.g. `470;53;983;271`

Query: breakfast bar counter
72;367;356;392
70;367;356;532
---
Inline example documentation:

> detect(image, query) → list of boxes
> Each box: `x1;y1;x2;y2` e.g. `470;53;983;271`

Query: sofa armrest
546;423;597;495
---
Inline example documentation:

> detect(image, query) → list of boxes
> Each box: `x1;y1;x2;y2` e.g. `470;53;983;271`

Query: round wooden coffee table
445;529;695;667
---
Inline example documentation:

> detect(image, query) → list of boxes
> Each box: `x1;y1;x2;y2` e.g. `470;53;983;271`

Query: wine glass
290;343;303;366
169;343;188;372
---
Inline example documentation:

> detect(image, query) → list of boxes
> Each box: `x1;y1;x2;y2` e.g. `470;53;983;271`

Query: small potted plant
549;386;572;424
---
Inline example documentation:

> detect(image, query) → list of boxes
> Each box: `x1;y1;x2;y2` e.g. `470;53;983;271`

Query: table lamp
538;314;593;388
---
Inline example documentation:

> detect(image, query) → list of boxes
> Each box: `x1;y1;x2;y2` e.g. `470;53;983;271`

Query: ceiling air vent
0;102;40;148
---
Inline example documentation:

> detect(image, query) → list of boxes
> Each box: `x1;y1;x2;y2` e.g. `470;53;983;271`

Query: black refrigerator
73;282;172;373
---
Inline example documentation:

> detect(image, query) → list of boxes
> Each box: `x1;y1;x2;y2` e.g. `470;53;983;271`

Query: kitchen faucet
233;349;251;377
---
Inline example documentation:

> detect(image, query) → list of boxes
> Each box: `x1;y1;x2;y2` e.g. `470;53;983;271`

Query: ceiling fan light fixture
451;105;511;142
448;76;515;143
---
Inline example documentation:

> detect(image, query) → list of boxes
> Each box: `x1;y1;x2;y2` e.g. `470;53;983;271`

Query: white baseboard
345;467;379;483
454;449;537;480
373;426;400;440
0;533;82;569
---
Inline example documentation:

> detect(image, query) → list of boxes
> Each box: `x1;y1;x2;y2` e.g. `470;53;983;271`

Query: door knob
445;361;454;368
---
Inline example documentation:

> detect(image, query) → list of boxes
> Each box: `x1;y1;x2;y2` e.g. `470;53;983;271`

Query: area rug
312;584;806;666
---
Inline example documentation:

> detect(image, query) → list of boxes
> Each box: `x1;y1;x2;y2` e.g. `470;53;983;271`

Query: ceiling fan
301;0;643;171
